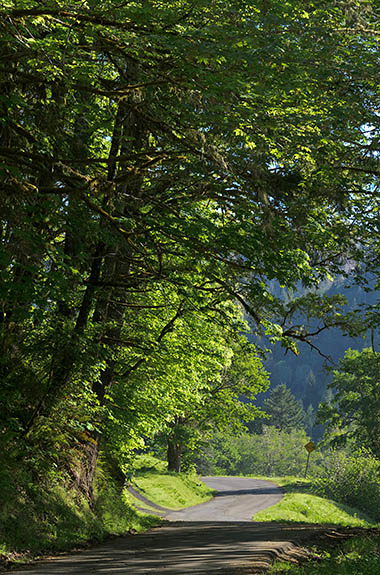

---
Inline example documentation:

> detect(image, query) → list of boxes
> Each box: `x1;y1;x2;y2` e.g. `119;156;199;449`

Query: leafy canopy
318;348;380;456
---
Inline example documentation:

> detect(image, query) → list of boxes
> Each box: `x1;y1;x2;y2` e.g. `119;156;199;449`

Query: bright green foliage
263;384;305;431
318;349;380;455
198;428;315;477
1;0;380;551
153;334;269;471
314;449;380;521
105;306;269;471
269;535;380;575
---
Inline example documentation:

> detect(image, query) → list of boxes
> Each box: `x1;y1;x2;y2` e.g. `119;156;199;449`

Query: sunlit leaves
2;0;380;483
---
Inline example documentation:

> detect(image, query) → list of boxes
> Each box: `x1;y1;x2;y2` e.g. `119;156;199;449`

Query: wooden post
304;441;316;478
305;451;311;478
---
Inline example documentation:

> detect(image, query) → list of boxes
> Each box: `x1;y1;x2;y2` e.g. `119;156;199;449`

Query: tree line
1;0;380;500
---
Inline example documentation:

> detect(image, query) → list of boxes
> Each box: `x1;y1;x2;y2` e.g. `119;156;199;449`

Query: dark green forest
2;0;380;559
257;277;380;440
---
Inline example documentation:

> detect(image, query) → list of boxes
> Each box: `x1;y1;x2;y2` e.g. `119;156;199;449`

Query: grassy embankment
130;456;214;510
0;455;212;567
268;533;380;575
253;476;376;527
0;467;158;566
253;476;380;574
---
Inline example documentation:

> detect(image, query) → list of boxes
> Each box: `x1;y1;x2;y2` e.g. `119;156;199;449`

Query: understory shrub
314;449;380;520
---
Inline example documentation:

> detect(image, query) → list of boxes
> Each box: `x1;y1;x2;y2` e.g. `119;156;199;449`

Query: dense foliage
314;449;380;521
318;348;380;456
2;0;380;554
197;428;318;477
263;384;305;431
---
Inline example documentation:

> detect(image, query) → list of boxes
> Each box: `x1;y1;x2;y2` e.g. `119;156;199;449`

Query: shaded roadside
7;522;377;574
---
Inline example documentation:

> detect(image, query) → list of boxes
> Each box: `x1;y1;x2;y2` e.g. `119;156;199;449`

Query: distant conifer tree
263;384;305;431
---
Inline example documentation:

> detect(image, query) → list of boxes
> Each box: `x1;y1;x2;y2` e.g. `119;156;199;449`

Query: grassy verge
124;489;163;514
0;453;213;568
0;480;160;560
268;533;380;574
253;477;376;527
131;455;215;510
0;463;161;568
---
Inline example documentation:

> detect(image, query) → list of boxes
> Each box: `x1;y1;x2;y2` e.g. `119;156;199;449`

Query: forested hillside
262;277;379;413
2;0;380;559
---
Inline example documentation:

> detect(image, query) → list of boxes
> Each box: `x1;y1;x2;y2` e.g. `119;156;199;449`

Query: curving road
10;476;338;574
167;476;284;521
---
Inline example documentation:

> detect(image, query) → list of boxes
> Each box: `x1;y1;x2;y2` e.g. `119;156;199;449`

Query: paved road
168;476;284;521
10;476;340;574
10;522;332;574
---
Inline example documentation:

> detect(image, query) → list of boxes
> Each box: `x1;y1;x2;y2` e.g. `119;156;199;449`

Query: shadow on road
214;487;283;497
11;522;362;575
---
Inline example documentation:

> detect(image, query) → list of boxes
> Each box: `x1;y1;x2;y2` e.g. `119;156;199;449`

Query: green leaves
2;0;380;492
318;348;380;456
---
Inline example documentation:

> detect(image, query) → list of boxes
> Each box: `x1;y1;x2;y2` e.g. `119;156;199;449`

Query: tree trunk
73;76;147;497
167;439;182;473
70;434;100;506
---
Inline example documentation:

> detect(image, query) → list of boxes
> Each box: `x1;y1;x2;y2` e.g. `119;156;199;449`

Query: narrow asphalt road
167;476;284;521
9;476;343;574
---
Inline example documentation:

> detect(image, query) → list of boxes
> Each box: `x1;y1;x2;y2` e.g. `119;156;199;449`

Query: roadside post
304;441;316;478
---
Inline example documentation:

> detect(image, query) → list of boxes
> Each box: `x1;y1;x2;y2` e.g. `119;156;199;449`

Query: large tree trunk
167;439;182;473
74;70;148;497
71;435;100;506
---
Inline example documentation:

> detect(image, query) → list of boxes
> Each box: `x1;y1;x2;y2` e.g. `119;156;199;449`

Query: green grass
0;481;160;555
268;534;380;574
0;465;160;566
0;453;213;567
124;489;164;514
253;477;376;527
132;472;214;509
96;482;161;534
